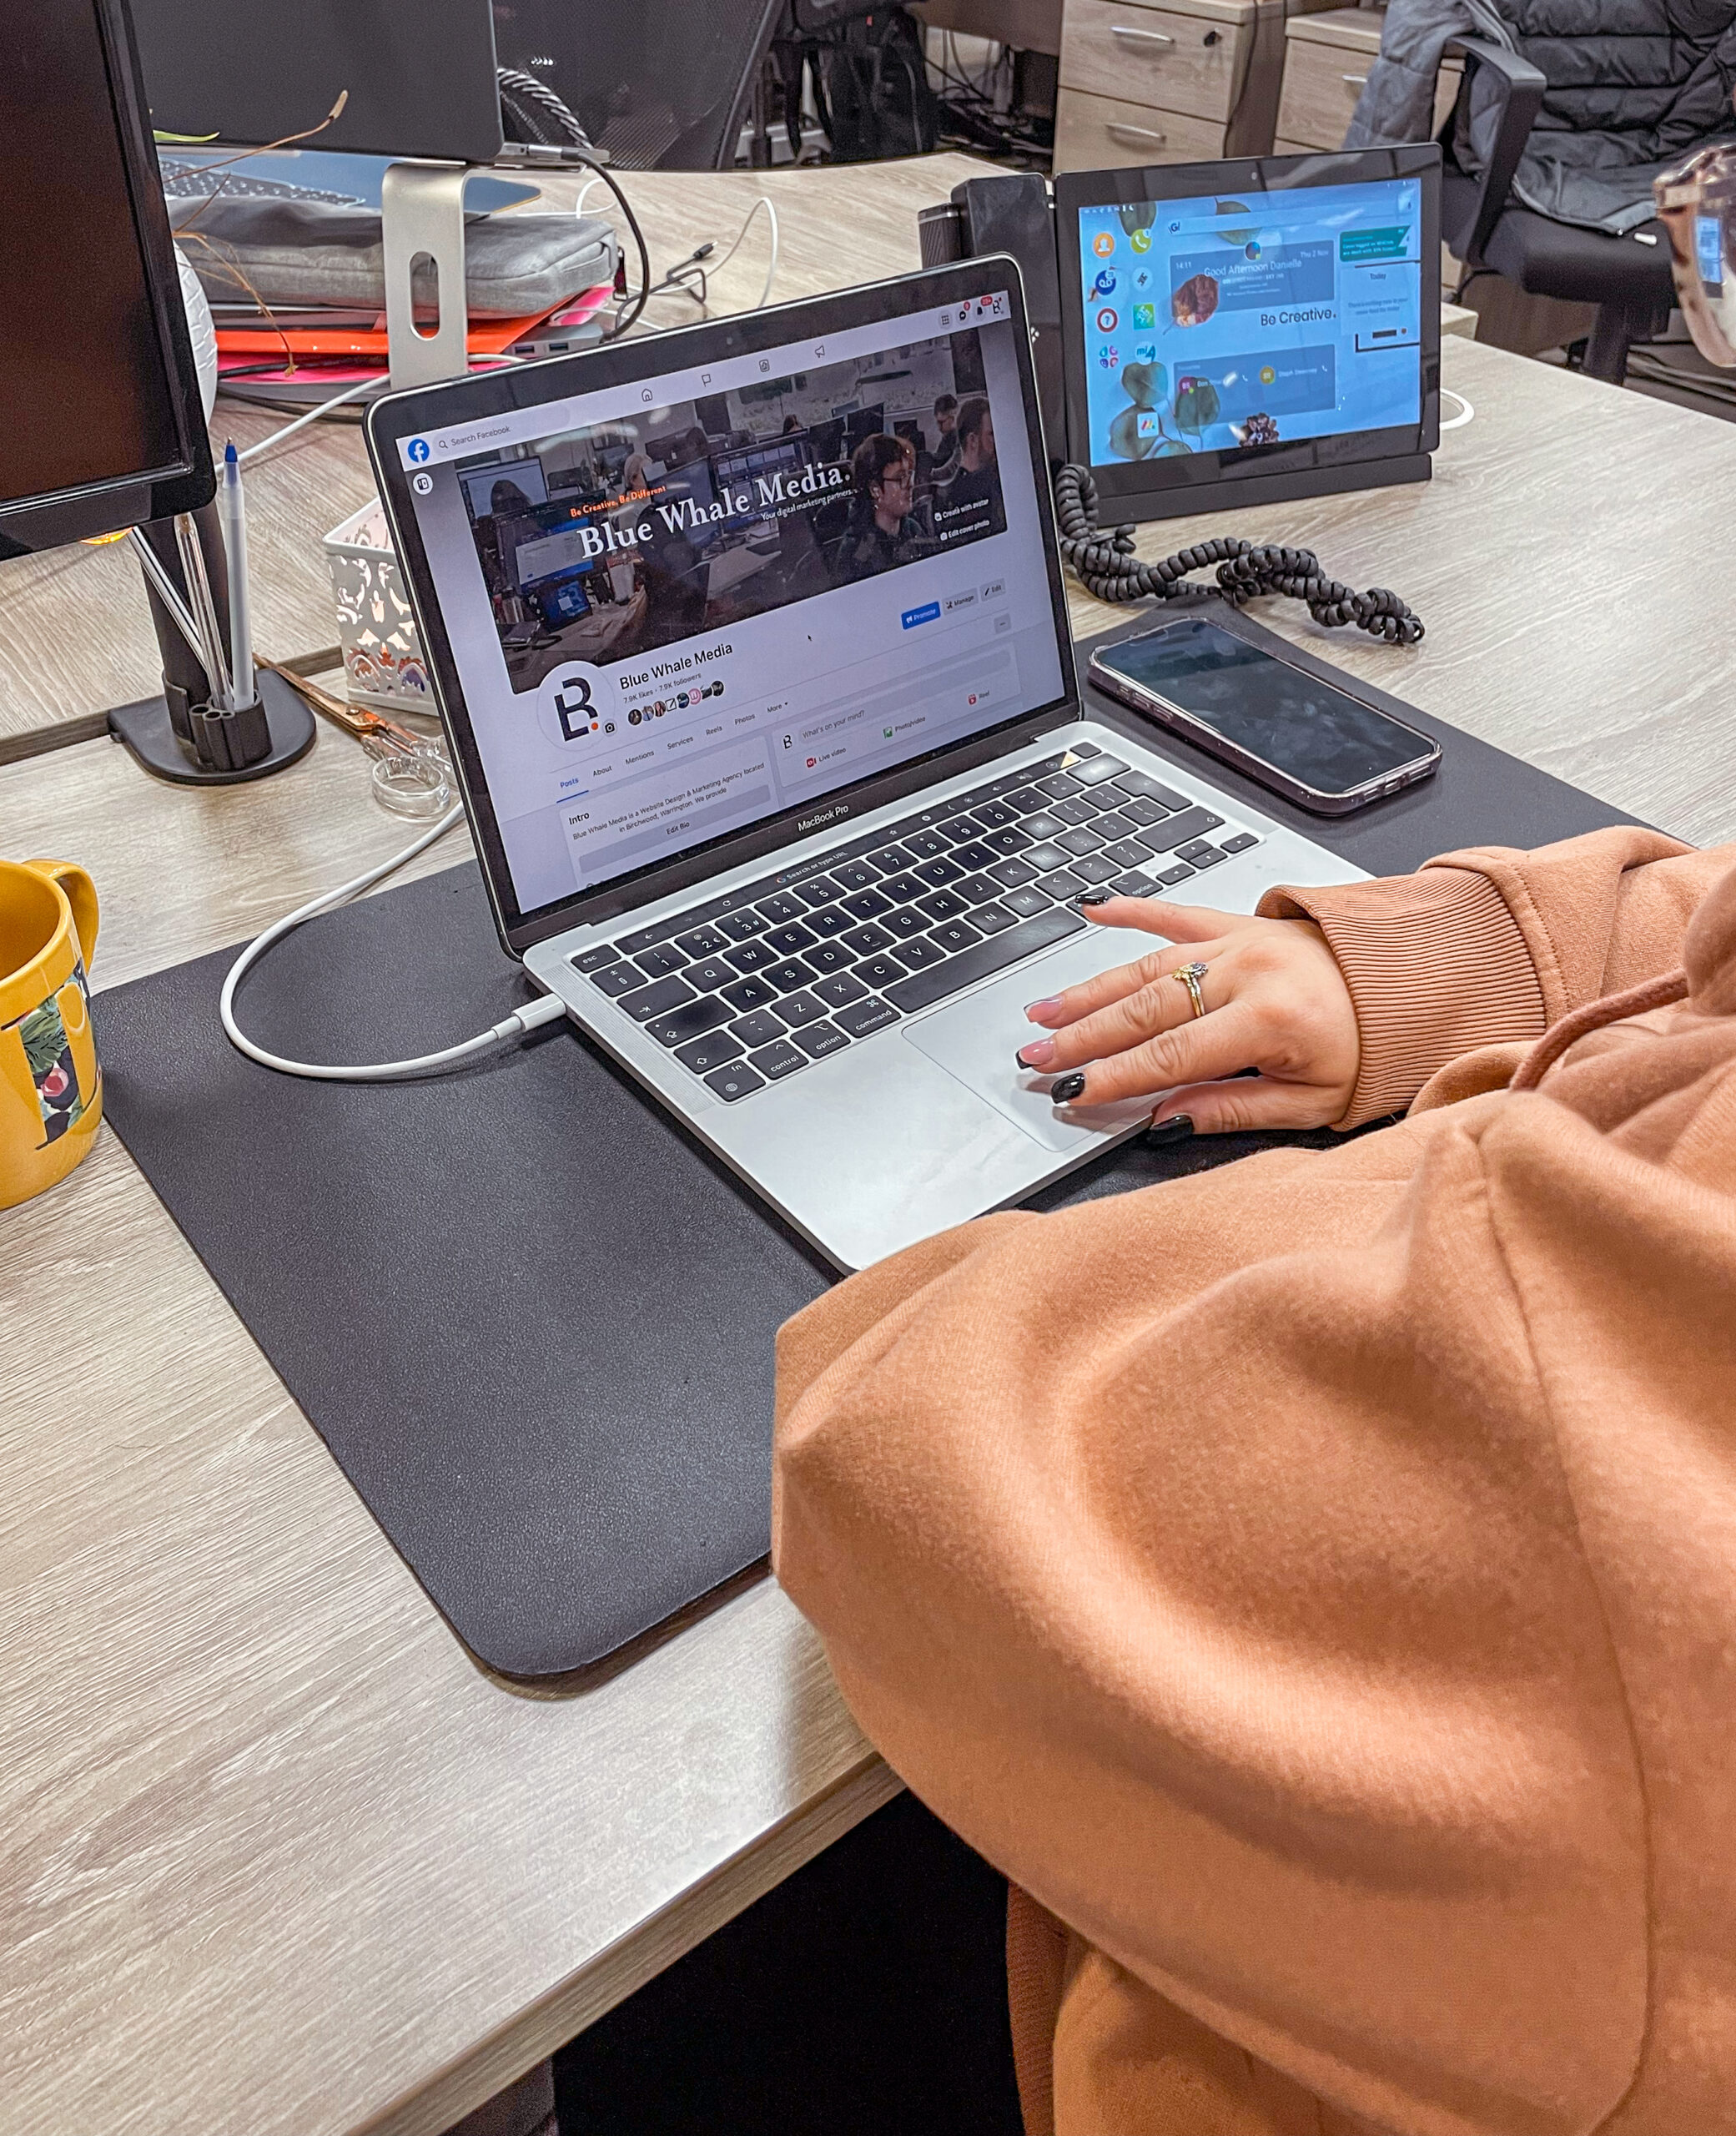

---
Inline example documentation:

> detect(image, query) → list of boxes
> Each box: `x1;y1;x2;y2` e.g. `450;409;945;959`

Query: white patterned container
321;500;434;713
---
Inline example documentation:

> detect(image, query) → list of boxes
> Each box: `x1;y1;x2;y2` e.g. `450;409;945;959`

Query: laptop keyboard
571;743;1260;1104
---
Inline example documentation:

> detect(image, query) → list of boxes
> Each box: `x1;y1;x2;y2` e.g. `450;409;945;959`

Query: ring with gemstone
1171;960;1209;1020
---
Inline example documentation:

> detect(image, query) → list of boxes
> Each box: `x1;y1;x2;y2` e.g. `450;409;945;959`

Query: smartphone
1087;617;1441;815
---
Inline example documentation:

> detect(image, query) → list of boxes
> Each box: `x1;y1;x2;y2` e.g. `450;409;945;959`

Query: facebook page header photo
409;295;1068;918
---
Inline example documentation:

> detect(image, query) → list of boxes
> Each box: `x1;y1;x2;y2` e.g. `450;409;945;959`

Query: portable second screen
1075;175;1424;469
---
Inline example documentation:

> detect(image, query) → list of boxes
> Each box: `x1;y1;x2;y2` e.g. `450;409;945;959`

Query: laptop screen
393;285;1067;924
1074;174;1424;467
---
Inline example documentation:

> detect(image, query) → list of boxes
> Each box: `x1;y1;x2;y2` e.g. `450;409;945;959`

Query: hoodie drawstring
1510;969;1689;1093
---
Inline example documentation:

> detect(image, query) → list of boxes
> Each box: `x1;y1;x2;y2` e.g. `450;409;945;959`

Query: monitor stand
109;667;316;785
382;161;474;390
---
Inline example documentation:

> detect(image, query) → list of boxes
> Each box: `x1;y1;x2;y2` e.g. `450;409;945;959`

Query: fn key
704;1062;765;1103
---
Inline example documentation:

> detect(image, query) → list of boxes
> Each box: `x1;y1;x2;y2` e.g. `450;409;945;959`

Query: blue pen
219;441;254;709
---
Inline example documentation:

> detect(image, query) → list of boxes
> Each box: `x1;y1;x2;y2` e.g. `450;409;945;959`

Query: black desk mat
96;626;1637;1677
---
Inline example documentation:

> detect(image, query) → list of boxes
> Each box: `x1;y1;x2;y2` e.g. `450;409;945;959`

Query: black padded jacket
1346;0;1736;233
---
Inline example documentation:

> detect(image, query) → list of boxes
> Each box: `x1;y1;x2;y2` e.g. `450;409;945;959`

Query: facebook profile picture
406;437;431;464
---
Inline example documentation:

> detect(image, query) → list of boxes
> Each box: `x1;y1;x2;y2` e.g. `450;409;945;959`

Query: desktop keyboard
572;743;1260;1105
159;163;366;207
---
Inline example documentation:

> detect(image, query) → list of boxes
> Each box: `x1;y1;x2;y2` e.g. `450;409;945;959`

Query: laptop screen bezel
1054;146;1442;512
365;259;1080;959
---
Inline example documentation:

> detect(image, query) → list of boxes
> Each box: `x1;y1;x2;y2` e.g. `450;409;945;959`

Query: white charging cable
220;804;568;1080
710;195;780;311
1440;386;1475;431
234;375;379;464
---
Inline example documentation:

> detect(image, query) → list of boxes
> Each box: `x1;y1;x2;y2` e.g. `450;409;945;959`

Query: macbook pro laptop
366;260;1364;1270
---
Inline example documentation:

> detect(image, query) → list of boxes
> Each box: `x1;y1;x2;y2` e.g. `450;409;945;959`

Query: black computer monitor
459;458;551;518
128;0;508;162
712;439;805;526
492;0;780;171
843;404;886;451
715;440;803;484
525;567;592;630
0;0;214;556
644;425;711;468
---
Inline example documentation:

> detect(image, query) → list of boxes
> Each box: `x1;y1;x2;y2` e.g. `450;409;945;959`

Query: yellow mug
0;859;102;1210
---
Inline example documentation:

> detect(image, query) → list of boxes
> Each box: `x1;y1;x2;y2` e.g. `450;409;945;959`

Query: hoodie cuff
1257;865;1548;1128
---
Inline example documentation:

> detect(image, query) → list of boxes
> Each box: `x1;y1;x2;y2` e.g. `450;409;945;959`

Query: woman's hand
1014;894;1361;1133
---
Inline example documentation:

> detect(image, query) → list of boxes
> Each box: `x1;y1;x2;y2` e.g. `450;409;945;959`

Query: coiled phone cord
1052;463;1426;647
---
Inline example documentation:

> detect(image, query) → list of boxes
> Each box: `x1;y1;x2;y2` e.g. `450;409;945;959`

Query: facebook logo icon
406;437;430;464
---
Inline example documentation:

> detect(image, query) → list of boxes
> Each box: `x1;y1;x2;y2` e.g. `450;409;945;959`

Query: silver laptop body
368;262;1363;1270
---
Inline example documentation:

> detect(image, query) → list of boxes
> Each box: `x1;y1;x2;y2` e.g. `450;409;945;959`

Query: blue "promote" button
901;601;941;630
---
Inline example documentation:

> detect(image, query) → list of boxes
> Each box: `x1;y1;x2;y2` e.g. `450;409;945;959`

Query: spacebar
883;906;1087;1015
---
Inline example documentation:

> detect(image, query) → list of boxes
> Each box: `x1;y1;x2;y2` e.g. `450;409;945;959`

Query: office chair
497;0;785;169
1439;42;1680;384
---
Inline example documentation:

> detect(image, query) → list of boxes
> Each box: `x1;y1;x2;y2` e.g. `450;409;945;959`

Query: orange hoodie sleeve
773;1110;1653;2136
1257;826;1728;1126
773;843;1736;2136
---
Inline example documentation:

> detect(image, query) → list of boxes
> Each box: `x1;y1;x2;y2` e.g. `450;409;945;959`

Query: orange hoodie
772;826;1736;2136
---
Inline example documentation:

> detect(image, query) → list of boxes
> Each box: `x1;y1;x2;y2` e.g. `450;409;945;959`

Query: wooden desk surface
3;154;1735;2136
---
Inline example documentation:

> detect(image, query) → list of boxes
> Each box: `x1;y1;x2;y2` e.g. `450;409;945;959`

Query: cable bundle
495;69;652;336
1052;464;1424;646
496;66;591;149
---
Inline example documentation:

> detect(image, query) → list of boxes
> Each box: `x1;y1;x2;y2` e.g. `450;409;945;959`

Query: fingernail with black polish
1074;889;1115;909
1145;1113;1195;1146
1049;1072;1087;1104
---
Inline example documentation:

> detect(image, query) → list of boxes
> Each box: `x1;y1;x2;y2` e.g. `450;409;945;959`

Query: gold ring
1172;960;1209;1020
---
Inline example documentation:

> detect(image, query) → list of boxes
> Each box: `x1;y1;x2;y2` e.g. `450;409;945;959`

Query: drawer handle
1112;24;1175;45
1341;71;1369;84
1108;122;1168;144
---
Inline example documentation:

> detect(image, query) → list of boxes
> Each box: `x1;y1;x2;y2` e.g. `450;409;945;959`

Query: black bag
816;7;940;161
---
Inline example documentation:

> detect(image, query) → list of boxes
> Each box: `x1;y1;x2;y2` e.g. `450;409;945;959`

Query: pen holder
111;506;315;786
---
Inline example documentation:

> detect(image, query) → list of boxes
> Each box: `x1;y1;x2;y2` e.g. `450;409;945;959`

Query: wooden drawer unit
1054;87;1230;169
1053;0;1341;171
1061;0;1247;122
1276;9;1461;152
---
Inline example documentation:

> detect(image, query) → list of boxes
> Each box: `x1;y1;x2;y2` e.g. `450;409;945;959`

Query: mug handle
27;859;99;972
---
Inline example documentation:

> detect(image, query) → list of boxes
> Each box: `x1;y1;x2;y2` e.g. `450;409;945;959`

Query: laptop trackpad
902;928;1160;1153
